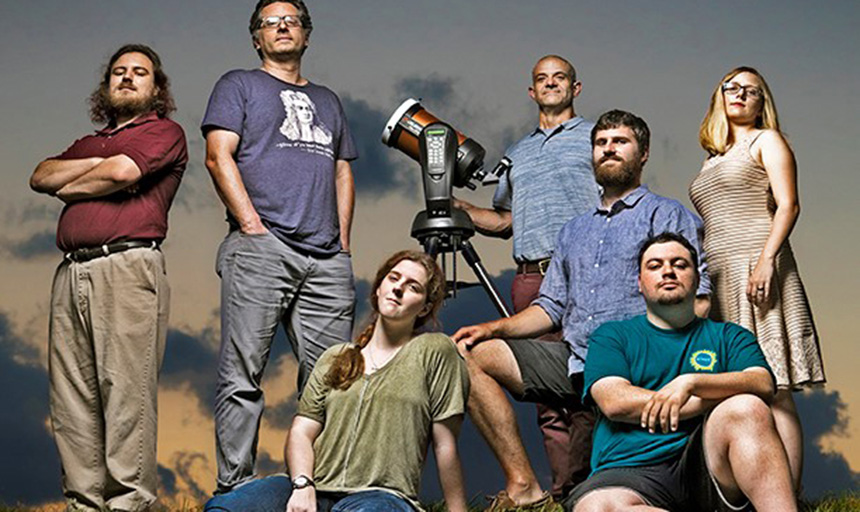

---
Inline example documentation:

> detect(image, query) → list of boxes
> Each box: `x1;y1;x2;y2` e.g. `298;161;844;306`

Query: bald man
454;55;599;500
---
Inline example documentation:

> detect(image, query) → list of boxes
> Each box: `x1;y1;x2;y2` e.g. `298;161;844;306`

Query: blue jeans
205;475;415;511
214;231;355;491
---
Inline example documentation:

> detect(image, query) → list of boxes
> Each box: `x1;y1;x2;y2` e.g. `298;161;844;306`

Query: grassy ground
1;492;858;511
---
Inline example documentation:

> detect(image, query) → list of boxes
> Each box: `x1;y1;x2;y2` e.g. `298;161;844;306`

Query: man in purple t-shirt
30;44;186;511
201;0;358;493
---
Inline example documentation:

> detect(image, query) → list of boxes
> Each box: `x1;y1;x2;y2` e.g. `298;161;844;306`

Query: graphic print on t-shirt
278;89;334;158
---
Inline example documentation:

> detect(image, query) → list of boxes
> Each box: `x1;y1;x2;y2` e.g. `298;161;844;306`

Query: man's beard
594;155;641;189
108;92;156;121
655;292;686;306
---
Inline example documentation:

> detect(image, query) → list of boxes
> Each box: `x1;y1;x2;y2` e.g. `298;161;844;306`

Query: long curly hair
88;44;176;125
324;250;446;390
699;66;780;156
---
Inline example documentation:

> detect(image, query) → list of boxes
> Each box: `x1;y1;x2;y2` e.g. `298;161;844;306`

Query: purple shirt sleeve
201;72;246;136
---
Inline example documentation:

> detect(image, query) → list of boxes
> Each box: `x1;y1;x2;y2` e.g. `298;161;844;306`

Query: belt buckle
538;258;551;276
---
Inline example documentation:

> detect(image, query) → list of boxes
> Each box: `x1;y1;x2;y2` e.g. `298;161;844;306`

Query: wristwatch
292;475;315;490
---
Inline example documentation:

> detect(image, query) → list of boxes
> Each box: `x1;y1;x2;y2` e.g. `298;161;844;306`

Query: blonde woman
205;250;469;512
690;66;824;490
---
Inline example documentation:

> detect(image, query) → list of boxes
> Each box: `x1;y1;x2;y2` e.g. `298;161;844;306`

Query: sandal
485;490;559;512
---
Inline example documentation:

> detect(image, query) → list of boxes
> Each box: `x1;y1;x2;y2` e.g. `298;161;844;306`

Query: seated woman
205;250;470;512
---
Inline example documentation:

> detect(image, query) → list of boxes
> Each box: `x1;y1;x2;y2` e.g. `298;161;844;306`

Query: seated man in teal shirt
567;232;796;512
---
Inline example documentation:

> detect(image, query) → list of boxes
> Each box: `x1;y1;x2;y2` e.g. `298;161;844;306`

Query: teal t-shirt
583;315;772;474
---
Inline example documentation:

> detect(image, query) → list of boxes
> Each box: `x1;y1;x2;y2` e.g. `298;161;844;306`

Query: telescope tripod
411;209;511;318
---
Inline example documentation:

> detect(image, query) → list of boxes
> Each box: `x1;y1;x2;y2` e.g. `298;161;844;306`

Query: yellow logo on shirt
690;350;717;371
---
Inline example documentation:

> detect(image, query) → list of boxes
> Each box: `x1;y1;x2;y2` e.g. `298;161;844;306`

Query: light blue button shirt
493;116;599;262
533;185;711;375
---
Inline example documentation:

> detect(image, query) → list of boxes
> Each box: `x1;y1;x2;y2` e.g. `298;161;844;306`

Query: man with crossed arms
567;232;795;512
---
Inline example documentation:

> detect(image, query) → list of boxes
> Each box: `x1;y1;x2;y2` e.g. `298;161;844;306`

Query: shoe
485;490;559;511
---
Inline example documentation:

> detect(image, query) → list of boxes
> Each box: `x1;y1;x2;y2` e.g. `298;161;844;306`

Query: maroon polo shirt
54;112;188;252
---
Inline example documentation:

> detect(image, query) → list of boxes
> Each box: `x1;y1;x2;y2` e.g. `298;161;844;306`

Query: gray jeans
214;231;355;492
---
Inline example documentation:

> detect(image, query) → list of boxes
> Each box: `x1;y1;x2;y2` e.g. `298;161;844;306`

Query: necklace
366;342;400;372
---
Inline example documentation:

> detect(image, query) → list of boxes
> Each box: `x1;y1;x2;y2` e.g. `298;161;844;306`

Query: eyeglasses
257;15;303;30
721;82;763;99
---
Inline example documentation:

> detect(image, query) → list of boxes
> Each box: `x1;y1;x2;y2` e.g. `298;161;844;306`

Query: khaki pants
49;247;169;511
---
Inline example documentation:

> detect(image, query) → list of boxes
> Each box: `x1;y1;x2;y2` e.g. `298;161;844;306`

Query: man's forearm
593;378;717;425
56;155;142;201
453;198;512;238
492;305;554;339
205;153;265;234
31;157;104;195
688;369;774;402
335;160;355;252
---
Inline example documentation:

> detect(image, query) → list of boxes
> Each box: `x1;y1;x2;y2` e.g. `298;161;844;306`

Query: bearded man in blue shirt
453;110;710;510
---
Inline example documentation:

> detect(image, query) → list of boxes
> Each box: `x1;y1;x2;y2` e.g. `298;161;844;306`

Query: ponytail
324;314;376;390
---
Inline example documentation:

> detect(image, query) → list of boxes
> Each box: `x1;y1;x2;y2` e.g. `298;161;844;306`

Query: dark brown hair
87;44;176;125
591;109;651;155
637;231;699;276
324;250;446;390
249;0;313;59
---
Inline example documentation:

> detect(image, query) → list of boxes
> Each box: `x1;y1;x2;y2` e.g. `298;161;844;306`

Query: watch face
293;476;311;489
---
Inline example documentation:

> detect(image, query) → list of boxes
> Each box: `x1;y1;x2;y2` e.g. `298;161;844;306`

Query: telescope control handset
419;123;458;218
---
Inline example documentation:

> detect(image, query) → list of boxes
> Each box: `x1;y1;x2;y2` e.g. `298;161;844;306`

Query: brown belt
65;240;159;263
516;258;552;276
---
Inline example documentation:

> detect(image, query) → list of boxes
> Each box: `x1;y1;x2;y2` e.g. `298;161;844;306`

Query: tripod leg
458;240;511;318
422;236;440;258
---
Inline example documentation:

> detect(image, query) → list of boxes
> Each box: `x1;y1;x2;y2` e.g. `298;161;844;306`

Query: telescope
382;99;511;317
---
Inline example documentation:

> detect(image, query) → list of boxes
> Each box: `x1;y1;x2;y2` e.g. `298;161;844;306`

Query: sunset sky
1;0;858;506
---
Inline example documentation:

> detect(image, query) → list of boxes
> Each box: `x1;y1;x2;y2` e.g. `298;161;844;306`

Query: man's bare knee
709;394;773;435
460;339;524;394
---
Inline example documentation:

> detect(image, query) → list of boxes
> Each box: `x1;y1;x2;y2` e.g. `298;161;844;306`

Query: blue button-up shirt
533;185;711;375
493;116;600;262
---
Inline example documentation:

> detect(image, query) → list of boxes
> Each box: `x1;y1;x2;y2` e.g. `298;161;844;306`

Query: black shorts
503;338;583;408
564;426;751;512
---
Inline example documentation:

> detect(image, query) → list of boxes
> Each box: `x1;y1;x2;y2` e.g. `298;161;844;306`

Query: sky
1;0;858;506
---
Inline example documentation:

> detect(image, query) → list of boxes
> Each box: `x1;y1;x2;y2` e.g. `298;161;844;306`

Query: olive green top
297;333;469;507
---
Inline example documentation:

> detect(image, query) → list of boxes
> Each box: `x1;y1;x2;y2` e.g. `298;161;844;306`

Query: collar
96;111;160;136
530;115;585;138
595;184;650;216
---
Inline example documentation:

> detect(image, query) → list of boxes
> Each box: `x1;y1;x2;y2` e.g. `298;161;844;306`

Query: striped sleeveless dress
689;131;824;389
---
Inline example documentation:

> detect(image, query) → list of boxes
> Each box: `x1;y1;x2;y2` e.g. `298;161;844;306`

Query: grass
2;492;858;511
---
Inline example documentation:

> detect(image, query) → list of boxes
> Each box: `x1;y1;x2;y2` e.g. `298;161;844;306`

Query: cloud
264;394;299;431
0;312;62;505
3;229;58;259
160;324;297;418
796;389;860;498
3;200;61;224
160;328;220;416
158;463;178;497
169;452;211;502
256;450;285;477
354;277;373;328
393;74;457;107
341;95;417;196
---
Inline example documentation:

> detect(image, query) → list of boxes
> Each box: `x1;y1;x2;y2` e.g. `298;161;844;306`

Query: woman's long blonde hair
699;66;781;156
323;250;446;390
